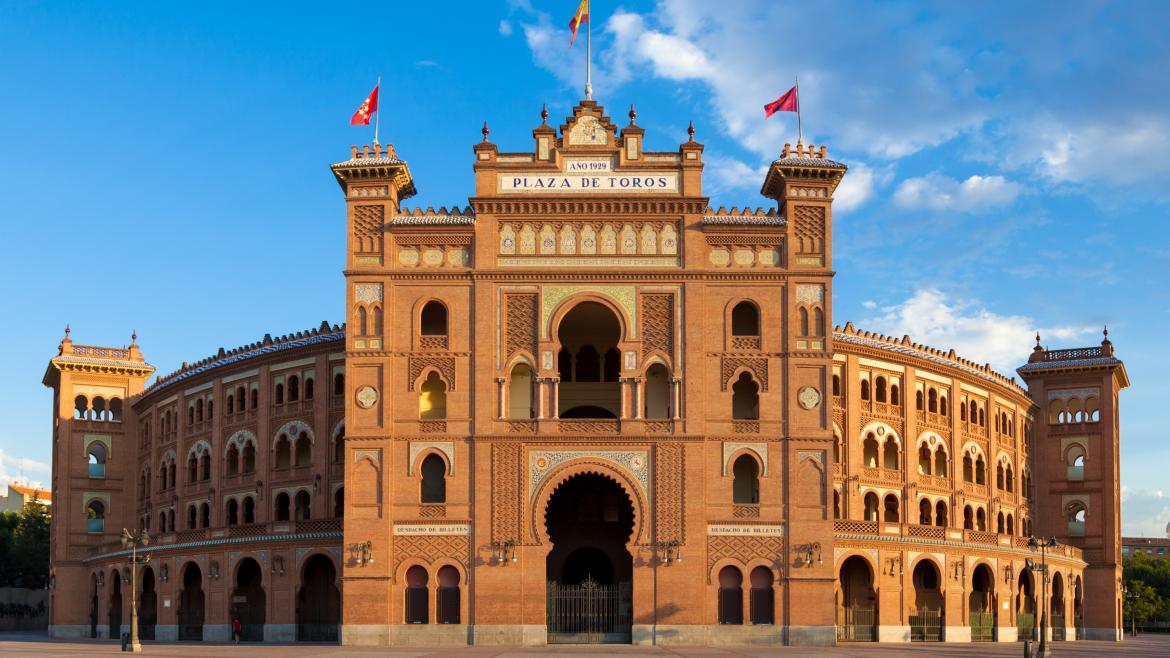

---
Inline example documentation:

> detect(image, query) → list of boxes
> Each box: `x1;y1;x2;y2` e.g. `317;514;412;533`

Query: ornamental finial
629;104;637;125
540;103;549;125
482;121;490;142
687;120;695;143
64;324;70;339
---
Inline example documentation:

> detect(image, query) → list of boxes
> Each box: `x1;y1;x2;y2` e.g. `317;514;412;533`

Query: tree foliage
0;497;50;588
1124;552;1170;622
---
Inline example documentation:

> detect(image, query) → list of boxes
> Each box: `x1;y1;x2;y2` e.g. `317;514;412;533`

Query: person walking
231;616;242;644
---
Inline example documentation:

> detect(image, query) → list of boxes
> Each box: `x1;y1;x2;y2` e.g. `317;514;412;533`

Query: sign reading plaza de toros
498;157;679;193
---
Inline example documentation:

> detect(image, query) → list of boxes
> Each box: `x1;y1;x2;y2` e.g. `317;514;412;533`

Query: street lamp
1123;584;1139;638
1027;536;1058;658
120;528;150;652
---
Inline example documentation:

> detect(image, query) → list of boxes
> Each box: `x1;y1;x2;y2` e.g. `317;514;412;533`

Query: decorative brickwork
640;293;674;359
706;534;782;580
505;294;538;360
408;355;456;391
654;443;685;543
491;443;522;543
353;205;384;254
721;356;768;391
392;534;469;576
792;205;825;254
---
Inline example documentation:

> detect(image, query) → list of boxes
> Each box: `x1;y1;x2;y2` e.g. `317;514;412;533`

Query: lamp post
120;528;150;652
1027;536;1057;658
1123;584;1139;637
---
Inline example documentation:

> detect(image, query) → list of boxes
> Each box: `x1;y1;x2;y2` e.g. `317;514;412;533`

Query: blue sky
1;1;1167;534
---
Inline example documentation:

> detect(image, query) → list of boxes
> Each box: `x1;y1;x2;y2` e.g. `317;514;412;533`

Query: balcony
87;518;105;534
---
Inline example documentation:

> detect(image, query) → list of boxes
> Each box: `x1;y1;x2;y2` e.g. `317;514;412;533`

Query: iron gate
910;608;942;642
970;611;995;642
547;580;631;643
1017;612;1035;641
1051;614;1065;641
837;606;876;642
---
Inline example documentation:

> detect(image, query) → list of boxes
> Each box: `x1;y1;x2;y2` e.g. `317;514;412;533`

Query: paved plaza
0;633;1168;658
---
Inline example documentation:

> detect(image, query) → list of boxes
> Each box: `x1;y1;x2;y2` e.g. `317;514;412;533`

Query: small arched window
274;383;284;405
236;386;246;412
939;395;948;416
890;384;900;406
334;372;345;396
373;306;383;335
87;443;107;479
749;566;774;625
832;374;841;397
962;454;974;482
975;507;987;532
358;306;368;336
919;499;932;525
916;390;924;410
718;566;744;625
333;487;345;518
225;445;240;476
437;565;461;624
199;450;211;481
883;494;899;522
730;301;759;336
250;388;259;410
74;395;88;419
860;379;870;401
274;435;291;470
863;492;879;522
934;449;947;477
862;433;879;468
200;503;210;528
420;454;447;504
288;375;300;402
274;492;290;521
226;499;239;527
419;371;448;420
195;399;204;423
927;389;938;413
305;377;314;400
731;454;760;504
1068;503;1086;536
875;377;887;403
406;565;429;624
963;505;973;530
86;500;106;533
242;443;256;473
244;496;255;524
882;438;899;470
935;500;948;527
187;505;197;530
798;307;810;336
917;445;932;475
731;372;759;420
975;456;986;485
294;491;311;521
814;307;825;336
294;432;312;467
421;301;448;336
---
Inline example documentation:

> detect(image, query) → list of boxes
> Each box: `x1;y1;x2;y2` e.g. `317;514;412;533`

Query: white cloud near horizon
1121;487;1170;538
0;449;49;491
894;173;1022;213
861;288;1095;374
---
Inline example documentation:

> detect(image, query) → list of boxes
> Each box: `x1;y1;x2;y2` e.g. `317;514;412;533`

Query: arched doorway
178;563;204;641
108;570;122;641
556;302;622;418
231;558;265;641
296;554;340;642
969;564;996;642
836;556;876;641
544;472;633;643
139;566;157;641
910;560;943;641
1050;572;1065;641
1017;568;1036;641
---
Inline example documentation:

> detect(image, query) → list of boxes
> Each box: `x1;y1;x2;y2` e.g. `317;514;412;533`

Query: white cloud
834;162;892;214
1121;487;1170;538
861;289;1094;374
893;173;1022;213
498;20;513;37
0;449;49;490
702;154;767;198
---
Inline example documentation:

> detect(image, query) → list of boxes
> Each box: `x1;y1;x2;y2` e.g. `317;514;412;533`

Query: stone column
619;377;631;419
536;379;546;420
495;377;506;419
671;377;681;420
632;377;644;419
550;377;560;419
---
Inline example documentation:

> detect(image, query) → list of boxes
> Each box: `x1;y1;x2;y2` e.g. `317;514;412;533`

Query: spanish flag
569;0;589;47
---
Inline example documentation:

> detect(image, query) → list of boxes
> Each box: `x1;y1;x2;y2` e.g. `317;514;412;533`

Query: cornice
82;530;342;564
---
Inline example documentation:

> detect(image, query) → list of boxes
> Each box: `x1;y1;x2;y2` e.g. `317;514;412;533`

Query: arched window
372;306;383;335
863;492;879;522
250;388;259;409
833;490;841;519
814;307;825;336
798;307;810;336
978;408;985;427
294;491;311;521
242;442;256;473
996;464;1005;490
274;493;290;521
200;503;210;528
939;394;948;416
975;507;987;532
274;383;284;405
187;505;197;530
918;445;932;475
86;500;105;533
1006;514;1015;535
916;390;924;410
644;364;671;420
731;372;759;420
928;389;938;413
226;394;234;416
1068;503;1086;536
934;449;947;478
875;377;887;403
243;496;255;524
883;494;899;522
732;454;760;504
199;450;211;481
832;374;841;397
333;487;345;518
862;433;879;468
749;566;774;625
963;505;973;530
960;401;968;421
305;376;314;400
420;454;447;504
730;301;759;336
333;372;345;396
975;456;986;485
437;565;461;624
187;454;198;483
882;439;899;470
187;405;195;426
419;371;448;420
963;454;974;482
405;566;429;624
226;499;239;527
997;512;1005;534
508;363;534;419
935;500;948;527
718;566;744;625
236;386;246;412
195;399;204;423
168;462;176;489
919;499;932;525
110;399;123;422
294;432;311;467
225;445;240;476
860;379;871;401
890;384;900;406
288;375;300;402
274;435;291;469
420;301;448;336
87;443;107;478
358;306;368;336
74;395;88;419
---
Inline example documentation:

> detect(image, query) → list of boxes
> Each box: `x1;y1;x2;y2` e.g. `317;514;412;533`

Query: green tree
12;497;50;589
0;511;21;586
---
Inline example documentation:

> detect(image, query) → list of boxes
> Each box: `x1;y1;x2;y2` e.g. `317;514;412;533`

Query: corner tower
1018;331;1128;641
42;329;154;638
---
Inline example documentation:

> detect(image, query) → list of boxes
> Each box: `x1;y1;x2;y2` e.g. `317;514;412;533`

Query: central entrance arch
544;472;633;643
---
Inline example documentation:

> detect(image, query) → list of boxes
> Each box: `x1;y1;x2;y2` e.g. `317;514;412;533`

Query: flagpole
795;76;803;144
374;75;381;145
585;8;592;100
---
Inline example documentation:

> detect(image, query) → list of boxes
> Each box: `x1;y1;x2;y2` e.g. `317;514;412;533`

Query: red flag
764;85;798;118
350;84;379;126
569;0;589;47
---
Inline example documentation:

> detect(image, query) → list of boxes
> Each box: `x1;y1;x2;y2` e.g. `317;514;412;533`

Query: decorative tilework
541;285;637;339
529;450;649;502
354;283;383;303
796;284;824;304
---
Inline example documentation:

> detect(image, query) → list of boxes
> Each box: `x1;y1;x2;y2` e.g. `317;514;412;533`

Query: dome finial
628;103;637;125
540;103;549;125
482;121;490;142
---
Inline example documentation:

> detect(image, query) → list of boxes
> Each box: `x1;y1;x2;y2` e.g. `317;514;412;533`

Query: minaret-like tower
1018;330;1128;641
42;329;154;638
761;143;847;644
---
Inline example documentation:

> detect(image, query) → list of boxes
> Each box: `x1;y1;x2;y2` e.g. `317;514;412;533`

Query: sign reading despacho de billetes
392;523;471;536
498;172;679;193
706;524;784;536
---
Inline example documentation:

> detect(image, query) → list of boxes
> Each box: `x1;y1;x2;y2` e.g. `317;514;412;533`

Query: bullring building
43;98;1128;646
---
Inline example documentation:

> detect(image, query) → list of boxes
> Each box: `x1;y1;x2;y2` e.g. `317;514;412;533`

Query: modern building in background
42;98;1127;646
0;483;52;514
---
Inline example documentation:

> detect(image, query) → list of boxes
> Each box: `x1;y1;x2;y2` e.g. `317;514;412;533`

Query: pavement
0;632;1167;657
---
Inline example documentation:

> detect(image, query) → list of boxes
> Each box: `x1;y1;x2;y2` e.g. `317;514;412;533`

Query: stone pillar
671;377;681;420
550;377;560;419
495;377;506;418
536;379;545;420
632;377;643;419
